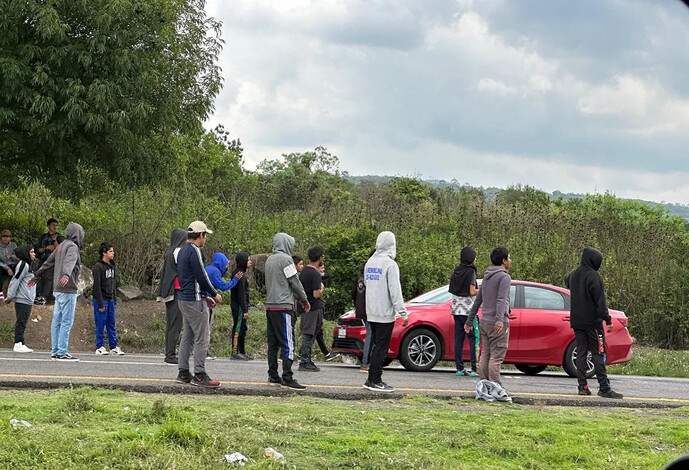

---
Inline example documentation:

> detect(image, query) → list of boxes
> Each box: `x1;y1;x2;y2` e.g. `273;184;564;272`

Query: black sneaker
298;362;321;372
598;389;623;399
364;381;395;392
268;377;282;386
50;354;57;360
191;372;220;388
230;354;248;361
55;354;79;362
164;356;179;365
176;370;192;384
280;379;306;390
241;353;254;360
578;385;592;396
324;351;341;362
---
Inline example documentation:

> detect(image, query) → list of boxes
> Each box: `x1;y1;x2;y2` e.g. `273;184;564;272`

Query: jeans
93;299;117;349
453;315;477;372
51;292;77;356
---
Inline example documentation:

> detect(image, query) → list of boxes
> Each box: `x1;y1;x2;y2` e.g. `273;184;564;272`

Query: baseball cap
188;221;213;234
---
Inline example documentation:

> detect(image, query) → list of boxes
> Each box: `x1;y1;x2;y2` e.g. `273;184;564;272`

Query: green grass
0;388;687;469
608;346;689;378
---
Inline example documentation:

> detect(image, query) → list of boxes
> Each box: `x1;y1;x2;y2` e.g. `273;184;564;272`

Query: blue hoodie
205;253;240;292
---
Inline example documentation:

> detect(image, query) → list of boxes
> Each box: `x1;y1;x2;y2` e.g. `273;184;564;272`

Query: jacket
565;247;612;329
35;222;84;294
7;245;35;305
467;265;511;326
206;252;240;292
157;228;187;302
231;252;250;314
265;233;307;310
363;232;408;323
177;242;217;302
0;241;18;271
352;272;367;321
92;259;116;308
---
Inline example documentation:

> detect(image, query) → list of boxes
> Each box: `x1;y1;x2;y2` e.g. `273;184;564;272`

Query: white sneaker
111;346;125;356
13;342;33;353
95;346;109;355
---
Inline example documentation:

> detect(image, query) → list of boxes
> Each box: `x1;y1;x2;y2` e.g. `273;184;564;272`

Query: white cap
188;221;213;234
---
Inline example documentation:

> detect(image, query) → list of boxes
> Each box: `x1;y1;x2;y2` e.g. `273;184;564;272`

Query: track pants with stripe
266;309;296;383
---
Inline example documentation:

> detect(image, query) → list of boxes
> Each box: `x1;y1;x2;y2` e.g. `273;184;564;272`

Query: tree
0;0;223;195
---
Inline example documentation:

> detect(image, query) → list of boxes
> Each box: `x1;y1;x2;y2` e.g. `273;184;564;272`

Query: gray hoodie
364;232;408;323
265;233;307;310
7;245;36;305
467;265;511;326
35;222;84;294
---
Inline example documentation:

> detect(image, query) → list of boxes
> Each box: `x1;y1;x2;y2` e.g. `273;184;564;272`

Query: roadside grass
608;345;689;378
0;388;687;469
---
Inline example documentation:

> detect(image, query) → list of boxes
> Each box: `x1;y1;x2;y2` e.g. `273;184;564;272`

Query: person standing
92;242;124;356
33;222;84;361
156;228;187;364
5;245;36;352
230;252;252;360
175;221;223;388
265;233;310;390
314;260;339;362
205;252;242;359
465;247;512;385
565;247;623;399
449;246;479;377
35;218;62;305
298;246;327;372
363;231;409;393
352;251;375;373
0;229;18;298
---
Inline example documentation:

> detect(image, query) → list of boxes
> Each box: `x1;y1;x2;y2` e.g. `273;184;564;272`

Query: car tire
398;328;441;372
514;364;547;376
563;341;595;378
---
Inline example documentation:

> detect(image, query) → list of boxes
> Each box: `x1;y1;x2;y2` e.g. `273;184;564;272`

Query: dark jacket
565;247;612;329
352;273;367;321
177;243;217;302
157;228;187;301
92;259;116;308
231;252;250;314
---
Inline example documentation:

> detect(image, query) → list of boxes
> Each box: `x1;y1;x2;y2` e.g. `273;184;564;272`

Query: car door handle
508;315;517;320
563;316;570;322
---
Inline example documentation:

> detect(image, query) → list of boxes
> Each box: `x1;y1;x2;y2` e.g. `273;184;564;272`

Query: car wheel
398;328;441;372
563;341;595;378
514;364;547;376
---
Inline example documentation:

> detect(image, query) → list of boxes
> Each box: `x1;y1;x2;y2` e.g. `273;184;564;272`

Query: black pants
453;315;477;371
367;321;394;384
0;267;14;295
266;309;296;382
14;303;32;343
315;322;330;355
231;302;248;354
574;328;610;390
35;259;54;300
299;308;323;364
164;293;182;360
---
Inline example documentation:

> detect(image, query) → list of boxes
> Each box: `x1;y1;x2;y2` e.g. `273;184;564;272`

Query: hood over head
374;231;396;260
14;244;33;263
211;252;229;276
483;265;507;281
273;233;295;255
460;246;477;265
580;247;603;271
169;228;187;249
235;252;250;271
65;222;85;248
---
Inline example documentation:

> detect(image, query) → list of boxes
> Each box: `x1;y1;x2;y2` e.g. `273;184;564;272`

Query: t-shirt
299;266;324;311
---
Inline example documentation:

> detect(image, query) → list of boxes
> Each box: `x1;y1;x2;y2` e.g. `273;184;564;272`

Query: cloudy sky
205;0;689;203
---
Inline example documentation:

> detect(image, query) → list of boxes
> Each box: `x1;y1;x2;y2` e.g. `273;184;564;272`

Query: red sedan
332;280;633;376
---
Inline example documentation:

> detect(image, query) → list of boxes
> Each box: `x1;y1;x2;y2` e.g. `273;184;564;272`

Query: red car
332;280;633;377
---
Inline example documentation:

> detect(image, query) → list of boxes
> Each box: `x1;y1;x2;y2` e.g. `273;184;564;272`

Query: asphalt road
0;350;687;407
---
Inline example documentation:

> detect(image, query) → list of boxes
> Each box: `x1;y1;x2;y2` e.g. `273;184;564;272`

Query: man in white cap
175;221;223;387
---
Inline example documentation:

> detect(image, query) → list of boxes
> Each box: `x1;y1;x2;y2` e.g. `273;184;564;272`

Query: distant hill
345;174;689;220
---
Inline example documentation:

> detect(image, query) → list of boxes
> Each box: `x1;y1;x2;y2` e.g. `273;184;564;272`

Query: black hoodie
92;259;116;307
449;246;478;297
230;252;250;313
564;247;612;329
157;228;187;301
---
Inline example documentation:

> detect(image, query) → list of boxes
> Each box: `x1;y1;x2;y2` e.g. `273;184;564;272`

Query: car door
501;284;522;362
510;285;570;363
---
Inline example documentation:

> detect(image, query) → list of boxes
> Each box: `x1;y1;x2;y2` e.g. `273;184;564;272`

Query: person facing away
92;242;124;356
205;252;242;359
5;244;36;353
449;246;479;377
156;228;187;364
265;232;310;390
363;231;409;393
564;247;623;399
33;222;85;361
465;247;511;385
230;252;252;360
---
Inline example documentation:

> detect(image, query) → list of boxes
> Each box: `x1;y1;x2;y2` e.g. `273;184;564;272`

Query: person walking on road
92;242;124;356
363;231;409;393
565;247;623;399
157;228;187;365
465;247;511;385
5;244;36;353
449;246;479;377
175;221;223;388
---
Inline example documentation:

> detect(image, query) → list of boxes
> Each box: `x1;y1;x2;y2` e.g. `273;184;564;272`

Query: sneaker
359;364;369;373
95;347;109;355
111;347;125;356
55;354;79;362
176;370;192;384
13;343;33;353
280;379;306;390
468;371;478;377
456;370;465;376
298;362;321;372
164;356;179;365
0;293;4;300
230;354;248;361
578;385;592;396
50;354;57;360
241;353;254;360
268;377;282;387
364;381;395;392
598;389;623;399
324;351;341;362
205;353;216;360
191;372;220;388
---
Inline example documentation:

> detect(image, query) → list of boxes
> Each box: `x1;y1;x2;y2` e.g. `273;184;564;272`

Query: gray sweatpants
478;321;510;384
178;300;210;375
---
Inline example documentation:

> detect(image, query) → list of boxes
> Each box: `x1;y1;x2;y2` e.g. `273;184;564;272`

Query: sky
204;0;689;204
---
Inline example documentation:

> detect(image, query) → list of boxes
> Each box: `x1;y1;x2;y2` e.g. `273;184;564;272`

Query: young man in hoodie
230;252;252;360
32;222;85;361
565;247;623;399
205;252;242;359
363;231;409;393
265;232;310;390
92;242;124;356
5;245;36;352
0;229;18;298
175;221;223;388
465;247;511;385
156;228;187;364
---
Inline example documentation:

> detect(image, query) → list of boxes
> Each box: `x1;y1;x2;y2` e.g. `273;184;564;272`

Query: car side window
523;286;566;310
510;285;516;309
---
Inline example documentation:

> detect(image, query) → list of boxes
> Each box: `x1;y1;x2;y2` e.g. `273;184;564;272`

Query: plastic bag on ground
264;447;284;460
475;379;512;403
224;452;249;466
9;419;32;428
